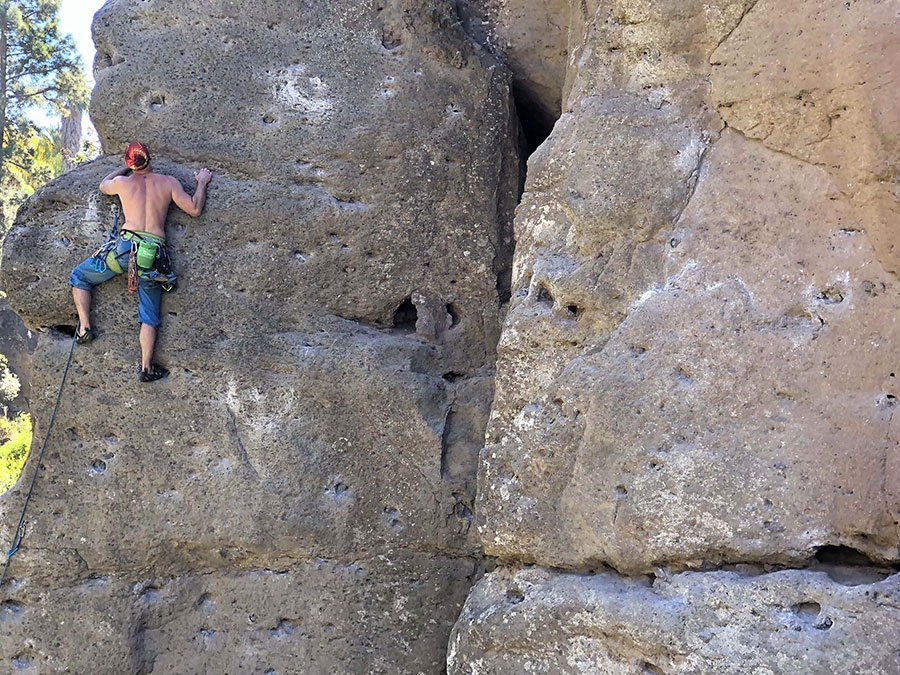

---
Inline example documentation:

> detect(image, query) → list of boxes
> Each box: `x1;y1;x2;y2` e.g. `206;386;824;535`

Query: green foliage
2;125;62;226
0;353;19;402
0;413;32;492
0;0;89;229
3;0;87;119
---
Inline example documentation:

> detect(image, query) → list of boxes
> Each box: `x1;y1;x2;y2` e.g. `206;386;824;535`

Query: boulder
459;0;900;672
0;0;518;670
449;565;900;674
479;129;900;574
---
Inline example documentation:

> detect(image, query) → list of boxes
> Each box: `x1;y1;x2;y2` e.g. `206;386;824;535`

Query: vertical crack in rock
491;82;560;306
711;0;761;55
221;401;261;481
513;83;559;157
672;136;712;227
439;395;458;481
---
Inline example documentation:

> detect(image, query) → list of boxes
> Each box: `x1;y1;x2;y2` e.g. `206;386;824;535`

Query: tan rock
710;0;899;273
481;126;900;574
473;0;900;570
463;0;900;670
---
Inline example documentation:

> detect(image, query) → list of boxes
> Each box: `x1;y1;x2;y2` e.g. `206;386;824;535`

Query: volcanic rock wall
1;0;898;673
450;0;900;673
0;0;518;672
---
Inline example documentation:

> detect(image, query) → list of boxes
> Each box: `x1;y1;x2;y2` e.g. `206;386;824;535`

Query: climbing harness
88;207;176;293
0;332;77;589
122;230;174;293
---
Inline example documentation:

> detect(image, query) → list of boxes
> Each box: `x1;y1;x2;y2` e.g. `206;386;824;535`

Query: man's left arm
99;166;130;195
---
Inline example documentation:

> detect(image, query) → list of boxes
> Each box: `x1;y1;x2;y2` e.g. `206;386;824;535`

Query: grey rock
0;0;518;671
449;566;900;674
3;553;472;675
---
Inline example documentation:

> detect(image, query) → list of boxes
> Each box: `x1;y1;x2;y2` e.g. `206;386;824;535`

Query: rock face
0;0;517;671
1;0;898;672
450;0;900;673
449;565;900;674
0;296;37;411
461;0;573;143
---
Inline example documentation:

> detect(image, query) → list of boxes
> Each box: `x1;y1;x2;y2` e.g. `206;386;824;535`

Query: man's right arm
171;169;212;217
99;166;130;194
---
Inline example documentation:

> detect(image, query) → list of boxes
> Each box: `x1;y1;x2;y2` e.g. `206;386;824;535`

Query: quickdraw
127;245;139;293
88;207;122;273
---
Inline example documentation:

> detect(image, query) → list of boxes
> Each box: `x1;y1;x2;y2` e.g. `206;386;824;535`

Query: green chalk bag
135;240;159;270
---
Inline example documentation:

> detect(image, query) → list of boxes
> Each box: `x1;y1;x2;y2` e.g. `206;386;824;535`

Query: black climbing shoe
75;325;96;345
139;363;169;383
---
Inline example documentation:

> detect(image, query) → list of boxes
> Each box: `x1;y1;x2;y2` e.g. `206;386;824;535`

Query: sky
59;0;107;87
38;0;107;134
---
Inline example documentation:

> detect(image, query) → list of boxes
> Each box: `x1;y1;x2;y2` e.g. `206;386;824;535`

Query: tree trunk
59;103;81;171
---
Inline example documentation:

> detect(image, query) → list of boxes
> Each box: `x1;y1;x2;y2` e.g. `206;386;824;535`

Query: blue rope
0;332;77;589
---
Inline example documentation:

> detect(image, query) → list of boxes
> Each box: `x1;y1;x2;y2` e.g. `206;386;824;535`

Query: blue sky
30;0;107;132
60;0;107;86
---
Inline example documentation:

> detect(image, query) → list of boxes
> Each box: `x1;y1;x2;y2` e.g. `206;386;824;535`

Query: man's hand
194;168;212;185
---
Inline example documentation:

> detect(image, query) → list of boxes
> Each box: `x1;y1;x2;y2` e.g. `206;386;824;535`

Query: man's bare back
100;163;212;239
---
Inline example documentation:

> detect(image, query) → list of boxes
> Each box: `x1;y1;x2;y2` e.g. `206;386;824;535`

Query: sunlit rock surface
1;0;898;672
458;0;900;672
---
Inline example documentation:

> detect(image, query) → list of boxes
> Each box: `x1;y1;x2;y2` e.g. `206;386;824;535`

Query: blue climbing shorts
69;235;163;327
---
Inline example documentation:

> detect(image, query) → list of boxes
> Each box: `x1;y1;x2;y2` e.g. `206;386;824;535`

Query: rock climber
69;142;212;382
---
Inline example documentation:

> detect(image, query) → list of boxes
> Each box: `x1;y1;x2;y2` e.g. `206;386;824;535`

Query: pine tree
0;0;88;227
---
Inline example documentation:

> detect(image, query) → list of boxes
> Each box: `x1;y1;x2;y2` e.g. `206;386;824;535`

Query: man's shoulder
148;171;176;181
149;172;179;187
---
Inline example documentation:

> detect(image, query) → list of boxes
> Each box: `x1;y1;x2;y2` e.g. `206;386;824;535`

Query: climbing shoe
75;325;96;345
139;363;169;383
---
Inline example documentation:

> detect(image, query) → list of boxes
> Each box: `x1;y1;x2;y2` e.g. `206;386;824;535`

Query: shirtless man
70;142;212;382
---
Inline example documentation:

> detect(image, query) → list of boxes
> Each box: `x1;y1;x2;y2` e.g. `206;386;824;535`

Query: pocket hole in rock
535;284;553;304
506;585;525;604
392;297;417;331
446;302;460;327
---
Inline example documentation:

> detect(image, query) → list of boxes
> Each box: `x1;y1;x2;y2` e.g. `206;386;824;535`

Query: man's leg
139;323;156;371
136;280;168;381
70;255;116;342
73;287;92;331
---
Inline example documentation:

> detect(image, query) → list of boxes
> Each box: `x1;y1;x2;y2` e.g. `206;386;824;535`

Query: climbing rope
0;332;77;589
